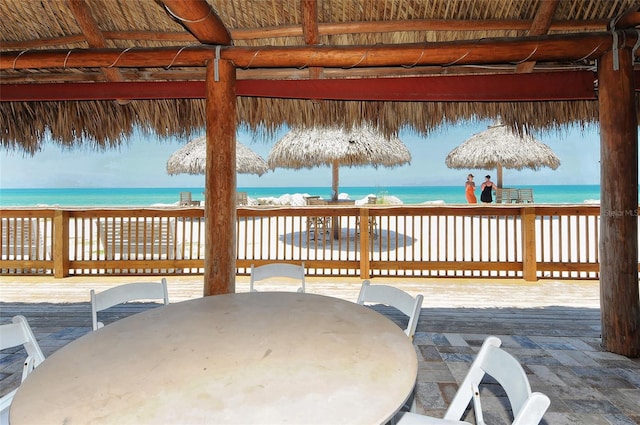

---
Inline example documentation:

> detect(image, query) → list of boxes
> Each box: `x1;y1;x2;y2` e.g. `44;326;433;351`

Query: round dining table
10;292;417;424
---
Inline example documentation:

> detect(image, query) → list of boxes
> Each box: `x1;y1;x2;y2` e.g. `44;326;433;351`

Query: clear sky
0;120;605;189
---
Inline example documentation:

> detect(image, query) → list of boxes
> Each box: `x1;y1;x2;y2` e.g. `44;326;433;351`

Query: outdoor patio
1;276;638;424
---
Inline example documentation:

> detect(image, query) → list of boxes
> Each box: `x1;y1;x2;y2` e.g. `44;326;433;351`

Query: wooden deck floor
1;276;638;424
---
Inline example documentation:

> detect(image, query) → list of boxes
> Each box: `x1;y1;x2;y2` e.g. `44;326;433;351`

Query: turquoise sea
0;185;601;207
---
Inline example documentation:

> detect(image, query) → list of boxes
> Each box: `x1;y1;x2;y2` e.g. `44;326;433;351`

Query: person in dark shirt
480;175;495;203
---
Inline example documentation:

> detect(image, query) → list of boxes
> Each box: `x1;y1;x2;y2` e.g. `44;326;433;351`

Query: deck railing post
53;209;70;278
359;207;370;278
521;207;537;281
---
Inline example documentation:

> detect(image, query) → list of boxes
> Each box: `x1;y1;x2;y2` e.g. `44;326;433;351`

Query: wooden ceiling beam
233;18;609;40
0;71;611;102
10;64;579;84
301;0;320;45
2;31;636;71
0;18;611;51
67;0;125;83
300;0;324;81
160;0;231;45
516;0;559;73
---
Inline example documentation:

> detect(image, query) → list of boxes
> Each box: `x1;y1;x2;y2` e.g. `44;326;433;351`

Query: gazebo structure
0;1;638;356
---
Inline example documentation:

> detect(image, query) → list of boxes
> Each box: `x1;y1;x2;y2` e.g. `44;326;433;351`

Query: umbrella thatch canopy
267;125;411;200
445;123;561;188
167;136;268;176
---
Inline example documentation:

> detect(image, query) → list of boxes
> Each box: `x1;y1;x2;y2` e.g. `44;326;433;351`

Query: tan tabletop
11;292;417;425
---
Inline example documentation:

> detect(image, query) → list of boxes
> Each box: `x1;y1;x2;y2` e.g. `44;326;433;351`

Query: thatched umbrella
445;123;561;188
267;125;411;201
166;136;269;176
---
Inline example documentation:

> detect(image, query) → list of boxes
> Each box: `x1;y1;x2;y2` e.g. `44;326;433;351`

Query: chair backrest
179;191;193;206
250;262;306;293
97;218;180;261
517;188;534;203
305;197;328;206
90;279;170;331
367;196;377;204
444;336;551;424
0;315;46;424
494;188;520;203
356;280;424;341
236;191;248;206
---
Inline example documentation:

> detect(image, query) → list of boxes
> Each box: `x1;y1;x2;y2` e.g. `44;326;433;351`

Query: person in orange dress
465;174;477;203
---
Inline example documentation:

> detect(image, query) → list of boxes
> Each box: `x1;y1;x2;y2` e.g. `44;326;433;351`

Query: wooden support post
521;207;537;281
598;46;640;357
53;210;69;278
359;208;371;279
204;58;236;296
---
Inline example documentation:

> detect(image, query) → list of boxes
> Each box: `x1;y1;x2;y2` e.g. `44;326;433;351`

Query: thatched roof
1;0;639;154
268;125;411;170
446;123;561;187
167;136;268;176
268;124;410;199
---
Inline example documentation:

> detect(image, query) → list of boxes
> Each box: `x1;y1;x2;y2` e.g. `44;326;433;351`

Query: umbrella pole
497;163;503;188
332;160;340;239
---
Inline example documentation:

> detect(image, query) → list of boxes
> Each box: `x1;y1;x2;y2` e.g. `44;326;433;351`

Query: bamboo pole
598;47;640;357
204;58;236;296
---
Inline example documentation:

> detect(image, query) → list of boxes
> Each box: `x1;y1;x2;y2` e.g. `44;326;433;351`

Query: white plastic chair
395;336;551;425
356;280;423;341
250;262;306;293
0;315;46;425
90;279;170;331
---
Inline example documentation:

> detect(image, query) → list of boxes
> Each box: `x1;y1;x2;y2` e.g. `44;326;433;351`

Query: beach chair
249;262;306;293
304;197;331;235
90;279;170;330
97;217;181;262
517;188;534;203
494;188;519;203
394;336;550;425
236;191;248;206
179;191;200;206
0;315;46;424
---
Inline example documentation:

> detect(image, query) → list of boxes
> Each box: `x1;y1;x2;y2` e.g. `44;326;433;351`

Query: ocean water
0;185;602;207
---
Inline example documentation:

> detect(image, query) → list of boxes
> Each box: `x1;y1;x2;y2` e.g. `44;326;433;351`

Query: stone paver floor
1;275;638;424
